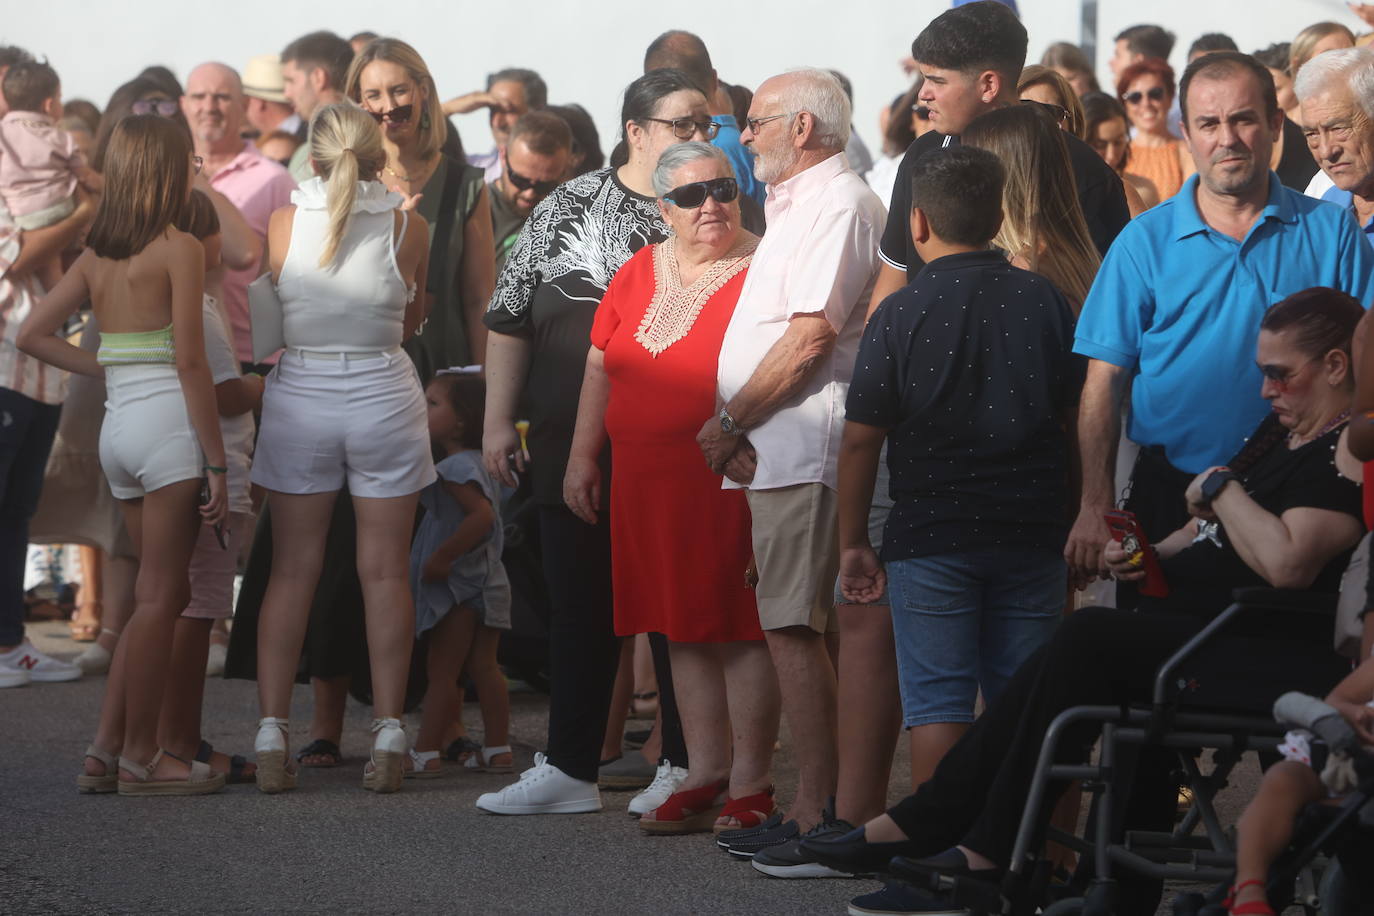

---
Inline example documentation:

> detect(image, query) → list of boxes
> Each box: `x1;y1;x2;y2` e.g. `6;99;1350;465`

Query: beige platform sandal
254;717;298;794
363;717;406;793
76;745;119;794
117;749;225;796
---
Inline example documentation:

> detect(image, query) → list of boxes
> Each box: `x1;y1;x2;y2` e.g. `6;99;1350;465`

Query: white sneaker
0;641;81;682
0;661;29;688
475;752;603;815
627;759;688;817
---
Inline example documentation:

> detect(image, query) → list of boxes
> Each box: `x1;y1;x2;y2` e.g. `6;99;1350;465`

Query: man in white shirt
699;67;884;859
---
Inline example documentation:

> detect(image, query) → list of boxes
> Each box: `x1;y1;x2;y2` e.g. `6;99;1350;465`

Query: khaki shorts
746;483;839;633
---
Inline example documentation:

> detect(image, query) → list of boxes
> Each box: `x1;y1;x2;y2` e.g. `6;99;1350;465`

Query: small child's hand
422;552;452;583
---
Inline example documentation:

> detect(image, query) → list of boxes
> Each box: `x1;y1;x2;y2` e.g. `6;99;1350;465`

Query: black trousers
539;506;687;779
887;607;1204;914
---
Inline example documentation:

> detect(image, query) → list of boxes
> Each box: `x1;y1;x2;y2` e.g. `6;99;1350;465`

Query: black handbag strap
426;156;464;293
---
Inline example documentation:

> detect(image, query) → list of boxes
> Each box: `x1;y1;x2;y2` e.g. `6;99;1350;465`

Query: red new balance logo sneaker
16;654;37;670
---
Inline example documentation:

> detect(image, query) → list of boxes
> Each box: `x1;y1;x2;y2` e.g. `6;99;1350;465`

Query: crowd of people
8;2;1374;913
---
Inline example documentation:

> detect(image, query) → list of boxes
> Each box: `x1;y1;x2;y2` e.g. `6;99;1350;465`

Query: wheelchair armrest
1151;589;1336;708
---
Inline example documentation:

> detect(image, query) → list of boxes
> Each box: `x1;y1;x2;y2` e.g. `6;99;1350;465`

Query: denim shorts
833;447;894;607
886;546;1065;727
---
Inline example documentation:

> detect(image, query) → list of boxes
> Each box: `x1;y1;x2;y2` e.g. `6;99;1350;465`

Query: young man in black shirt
837;149;1084;916
869;0;1130;311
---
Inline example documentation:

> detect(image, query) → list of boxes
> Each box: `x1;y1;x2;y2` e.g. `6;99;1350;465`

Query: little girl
18;114;227;795
1228;654;1374;914
406;372;513;777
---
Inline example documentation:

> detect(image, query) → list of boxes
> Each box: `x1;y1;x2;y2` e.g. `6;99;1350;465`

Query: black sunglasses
643;117;720;141
1021;98;1069;125
1123;86;1168;106
504;153;560;195
368;104;414;125
663;177;738;209
132;98;179;118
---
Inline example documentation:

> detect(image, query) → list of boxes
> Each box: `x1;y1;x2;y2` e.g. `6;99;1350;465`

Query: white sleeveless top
277;177;412;351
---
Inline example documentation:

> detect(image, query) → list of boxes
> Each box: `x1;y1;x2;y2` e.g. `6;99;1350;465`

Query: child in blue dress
407;373;513;776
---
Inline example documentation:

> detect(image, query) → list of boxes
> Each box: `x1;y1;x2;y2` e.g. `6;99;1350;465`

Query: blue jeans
0;388;61;646
886;547;1065;727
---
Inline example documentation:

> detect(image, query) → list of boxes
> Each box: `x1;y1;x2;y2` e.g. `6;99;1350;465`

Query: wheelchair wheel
1041;899;1085;915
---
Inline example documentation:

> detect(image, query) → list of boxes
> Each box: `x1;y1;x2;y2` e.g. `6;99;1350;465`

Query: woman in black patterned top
477;69;717;814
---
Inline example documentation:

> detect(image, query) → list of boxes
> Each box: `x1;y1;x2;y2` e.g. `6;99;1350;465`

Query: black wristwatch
719;408;743;436
1199;468;1238;507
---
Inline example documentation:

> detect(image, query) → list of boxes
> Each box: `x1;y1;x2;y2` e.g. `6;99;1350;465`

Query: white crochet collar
291;177;402;214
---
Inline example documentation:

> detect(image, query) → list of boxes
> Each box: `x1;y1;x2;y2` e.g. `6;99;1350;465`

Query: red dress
591;239;763;642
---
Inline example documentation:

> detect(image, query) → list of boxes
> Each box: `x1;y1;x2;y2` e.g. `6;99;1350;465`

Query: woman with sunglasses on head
478;68;716;816
563;142;778;834
348;39;493;379
1117;57;1194;201
1018;66;1086;140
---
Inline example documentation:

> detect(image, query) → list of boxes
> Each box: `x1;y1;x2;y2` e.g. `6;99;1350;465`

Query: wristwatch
1199;468;1238;507
719;408;743;436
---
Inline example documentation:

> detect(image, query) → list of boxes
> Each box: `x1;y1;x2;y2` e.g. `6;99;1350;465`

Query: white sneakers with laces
0;640;81;686
475;752;603;815
627;759;688;817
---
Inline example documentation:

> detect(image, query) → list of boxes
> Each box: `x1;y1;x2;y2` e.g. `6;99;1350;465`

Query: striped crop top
96;324;176;366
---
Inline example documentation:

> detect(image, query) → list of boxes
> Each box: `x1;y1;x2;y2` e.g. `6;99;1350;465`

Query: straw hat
243;54;288;104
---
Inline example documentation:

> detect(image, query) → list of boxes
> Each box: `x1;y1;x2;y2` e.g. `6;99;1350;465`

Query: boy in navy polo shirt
838;145;1086;786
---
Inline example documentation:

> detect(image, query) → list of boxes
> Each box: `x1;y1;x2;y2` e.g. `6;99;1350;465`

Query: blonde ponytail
308;103;386;269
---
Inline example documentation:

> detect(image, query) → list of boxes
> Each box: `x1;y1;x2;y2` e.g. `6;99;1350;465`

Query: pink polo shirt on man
209;142;296;363
716;152;885;492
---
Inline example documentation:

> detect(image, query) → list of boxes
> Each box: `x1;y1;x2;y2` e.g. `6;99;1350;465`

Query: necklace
383;163;412;183
1288;409;1351;447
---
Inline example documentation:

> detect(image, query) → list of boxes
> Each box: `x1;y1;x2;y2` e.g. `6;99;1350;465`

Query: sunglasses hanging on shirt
663;177;739;209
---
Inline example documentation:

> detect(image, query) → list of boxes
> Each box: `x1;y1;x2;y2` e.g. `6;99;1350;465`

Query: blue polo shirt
1320;185;1374;248
711;114;765;206
1075;173;1374;474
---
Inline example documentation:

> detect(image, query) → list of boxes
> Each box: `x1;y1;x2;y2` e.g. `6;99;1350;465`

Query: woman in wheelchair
804;288;1367;916
1228;655;1374;915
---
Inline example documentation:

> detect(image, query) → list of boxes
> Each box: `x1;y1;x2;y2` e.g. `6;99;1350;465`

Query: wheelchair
891;588;1361;916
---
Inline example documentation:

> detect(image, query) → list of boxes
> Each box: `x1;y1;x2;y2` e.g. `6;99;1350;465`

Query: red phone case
1104;509;1169;598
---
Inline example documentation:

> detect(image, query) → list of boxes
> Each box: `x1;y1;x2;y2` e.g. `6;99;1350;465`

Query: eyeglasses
368;104;413;125
1122;86;1168;106
132;98;179;118
504;152;560;196
642;117;720;141
192;156;204;175
745;112;793;134
1021;99;1069;126
663;177;738;208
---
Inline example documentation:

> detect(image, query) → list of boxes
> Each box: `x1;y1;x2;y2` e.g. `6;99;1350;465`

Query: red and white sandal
640;779;729;834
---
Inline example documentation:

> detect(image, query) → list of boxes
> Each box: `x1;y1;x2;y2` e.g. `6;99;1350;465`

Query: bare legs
764;626;838;831
834;603;901;824
1232;761;1326;907
602;638;634;762
301;676;348;764
417;606;478;757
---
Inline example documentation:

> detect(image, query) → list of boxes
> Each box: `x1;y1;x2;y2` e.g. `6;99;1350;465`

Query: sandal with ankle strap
1226;879;1275;915
194;739;256;784
255;717;298;794
463;744;514;774
640;779;729;834
76;744;118;794
404;748;442;779
117;748;225;796
363;717;406;793
714;786;777;834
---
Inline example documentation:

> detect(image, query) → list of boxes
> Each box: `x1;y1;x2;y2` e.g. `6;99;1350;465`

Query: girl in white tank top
250;103;432;796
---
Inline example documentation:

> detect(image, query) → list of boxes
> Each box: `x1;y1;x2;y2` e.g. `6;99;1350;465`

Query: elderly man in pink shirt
697;68;885;862
182;62;296;367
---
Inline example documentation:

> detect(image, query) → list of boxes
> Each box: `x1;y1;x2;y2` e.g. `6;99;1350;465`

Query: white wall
3;1;1365;158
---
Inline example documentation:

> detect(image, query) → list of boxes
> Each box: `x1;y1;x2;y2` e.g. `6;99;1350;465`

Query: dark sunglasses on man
368;104;413;125
504;152;560;196
1122;86;1167;106
663;177;738;209
132;98;179;118
643;117;721;141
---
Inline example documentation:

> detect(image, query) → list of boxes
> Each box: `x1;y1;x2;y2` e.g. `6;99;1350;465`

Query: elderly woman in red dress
564;142;780;834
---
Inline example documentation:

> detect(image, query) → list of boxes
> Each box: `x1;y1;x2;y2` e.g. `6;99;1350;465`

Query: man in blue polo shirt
1295;47;1374;249
1065;51;1374;588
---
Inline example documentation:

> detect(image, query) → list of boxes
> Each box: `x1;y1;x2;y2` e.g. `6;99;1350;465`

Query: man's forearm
1077;360;1127;508
724;315;835;429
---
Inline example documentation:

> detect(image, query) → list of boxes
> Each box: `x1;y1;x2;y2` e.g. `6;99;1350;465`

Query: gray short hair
1294;47;1374;119
780;68;851;150
652;141;731;197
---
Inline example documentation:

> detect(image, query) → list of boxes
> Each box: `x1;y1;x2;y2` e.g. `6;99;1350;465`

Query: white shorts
99;363;203;500
252;348;436;498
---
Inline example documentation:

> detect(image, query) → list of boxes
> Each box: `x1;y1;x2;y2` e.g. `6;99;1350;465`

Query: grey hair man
1297;47;1374;244
445;68;548;183
698;67;885;863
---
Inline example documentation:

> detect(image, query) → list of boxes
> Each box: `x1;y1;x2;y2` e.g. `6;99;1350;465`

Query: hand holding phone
1104;509;1169;598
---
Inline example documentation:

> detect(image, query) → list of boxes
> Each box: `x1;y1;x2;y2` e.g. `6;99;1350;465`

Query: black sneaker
800;824;920;876
847;882;967;916
752;802;855;878
715;810;785;849
720;816;800;858
888;849;1004;888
